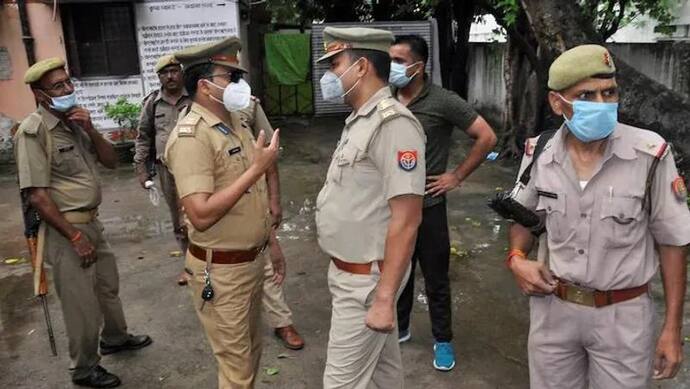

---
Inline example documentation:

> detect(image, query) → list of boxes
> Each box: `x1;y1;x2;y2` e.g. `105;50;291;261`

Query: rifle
20;189;57;356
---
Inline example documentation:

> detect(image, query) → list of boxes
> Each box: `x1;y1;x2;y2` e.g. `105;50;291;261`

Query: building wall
0;2;65;162
0;2;66;122
467;41;690;124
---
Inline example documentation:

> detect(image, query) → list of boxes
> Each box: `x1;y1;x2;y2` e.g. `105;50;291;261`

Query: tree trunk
449;0;475;98
433;0;454;88
521;0;690;174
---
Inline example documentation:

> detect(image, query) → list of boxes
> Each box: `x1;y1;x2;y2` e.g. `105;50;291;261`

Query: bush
104;97;141;144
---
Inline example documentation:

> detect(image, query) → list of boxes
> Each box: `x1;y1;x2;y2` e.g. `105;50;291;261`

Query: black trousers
397;201;452;342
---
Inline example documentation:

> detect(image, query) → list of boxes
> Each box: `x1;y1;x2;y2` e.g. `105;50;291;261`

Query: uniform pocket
536;193;569;243
600;196;644;248
53;143;82;176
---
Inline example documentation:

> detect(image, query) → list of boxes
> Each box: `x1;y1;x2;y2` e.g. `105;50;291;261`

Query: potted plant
103;97;141;163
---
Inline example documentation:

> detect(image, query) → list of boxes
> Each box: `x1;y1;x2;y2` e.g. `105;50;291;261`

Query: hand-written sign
135;0;239;94
73;77;144;130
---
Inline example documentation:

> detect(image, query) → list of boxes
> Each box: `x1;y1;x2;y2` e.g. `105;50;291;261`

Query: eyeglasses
42;78;74;92
205;71;243;84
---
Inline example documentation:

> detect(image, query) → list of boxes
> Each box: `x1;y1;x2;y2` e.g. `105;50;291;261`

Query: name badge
57;144;74;153
537;190;558;199
228;147;241;156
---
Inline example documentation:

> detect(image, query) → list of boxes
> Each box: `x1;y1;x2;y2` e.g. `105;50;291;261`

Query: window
61;2;140;77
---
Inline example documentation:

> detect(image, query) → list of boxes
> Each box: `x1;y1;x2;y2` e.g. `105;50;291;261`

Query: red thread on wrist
505;249;526;268
70;231;82;243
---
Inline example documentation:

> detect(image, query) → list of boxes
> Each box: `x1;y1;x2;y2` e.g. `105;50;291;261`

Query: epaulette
142;89;158;104
16;113;43;136
633;131;669;159
177;111;201;137
377;97;401;122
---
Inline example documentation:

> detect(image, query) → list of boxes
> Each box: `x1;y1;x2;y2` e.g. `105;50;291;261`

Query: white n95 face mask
207;78;252;112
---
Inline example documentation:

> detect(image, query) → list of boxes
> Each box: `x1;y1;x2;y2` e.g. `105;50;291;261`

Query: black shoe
100;334;152;355
72;365;121;388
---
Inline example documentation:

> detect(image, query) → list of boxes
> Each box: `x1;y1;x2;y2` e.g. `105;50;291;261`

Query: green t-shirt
394;75;478;207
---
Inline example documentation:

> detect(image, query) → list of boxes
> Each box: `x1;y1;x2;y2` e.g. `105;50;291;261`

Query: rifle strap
518;130;557;186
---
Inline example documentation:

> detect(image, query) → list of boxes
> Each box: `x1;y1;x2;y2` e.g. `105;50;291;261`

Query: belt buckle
565;284;595;307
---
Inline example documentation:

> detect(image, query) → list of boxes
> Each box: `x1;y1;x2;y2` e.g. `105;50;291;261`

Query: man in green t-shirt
390;34;497;371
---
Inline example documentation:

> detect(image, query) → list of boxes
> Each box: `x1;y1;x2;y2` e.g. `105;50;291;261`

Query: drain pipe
17;0;36;66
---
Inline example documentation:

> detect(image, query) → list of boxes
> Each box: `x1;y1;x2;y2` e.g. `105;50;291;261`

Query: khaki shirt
515;123;690;290
237;98;274;140
133;89;191;167
164;102;271;250
316;87;426;263
14;106;101;212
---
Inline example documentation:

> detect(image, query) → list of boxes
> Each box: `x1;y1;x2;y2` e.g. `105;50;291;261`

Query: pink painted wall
0;2;67;123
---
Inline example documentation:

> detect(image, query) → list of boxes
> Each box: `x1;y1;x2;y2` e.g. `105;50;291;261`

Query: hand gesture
426;172;461;197
251;129;280;174
65;107;95;131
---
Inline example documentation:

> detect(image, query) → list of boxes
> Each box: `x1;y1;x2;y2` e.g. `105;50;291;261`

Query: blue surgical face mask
45;91;78;112
389;61;421;88
558;94;618;143
319;59;362;104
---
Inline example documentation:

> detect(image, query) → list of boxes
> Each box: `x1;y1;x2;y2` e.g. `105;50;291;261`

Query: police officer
164;37;282;388
236;98;305;350
14;58;152;388
133;54;192;285
508;45;690;388
315;27;426;388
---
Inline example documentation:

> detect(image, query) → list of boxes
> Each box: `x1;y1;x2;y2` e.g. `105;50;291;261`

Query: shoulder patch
17;113;43;136
672;177;687;201
176;111;201;137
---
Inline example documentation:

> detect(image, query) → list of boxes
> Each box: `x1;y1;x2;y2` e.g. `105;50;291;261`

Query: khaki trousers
323;261;409;389
186;251;264;389
262;256;293;328
156;163;188;251
45;220;129;379
528;293;655;389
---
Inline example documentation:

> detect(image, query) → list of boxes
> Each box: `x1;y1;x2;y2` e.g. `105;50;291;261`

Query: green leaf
265;367;280;376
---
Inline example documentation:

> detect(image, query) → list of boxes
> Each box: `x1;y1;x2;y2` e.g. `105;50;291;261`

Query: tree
479;0;688;174
517;0;690;174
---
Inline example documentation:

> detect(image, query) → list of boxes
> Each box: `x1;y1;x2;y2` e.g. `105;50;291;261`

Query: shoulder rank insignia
177;111;200;137
672;177;687;201
524;138;536;156
398;150;418;171
178;125;195;137
377;98;394;110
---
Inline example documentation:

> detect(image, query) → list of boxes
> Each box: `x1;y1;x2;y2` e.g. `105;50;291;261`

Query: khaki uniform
316;87;426;388
515;124;690;389
13;106;129;380
237;99;293;328
164;102;271;388
134;90;192;250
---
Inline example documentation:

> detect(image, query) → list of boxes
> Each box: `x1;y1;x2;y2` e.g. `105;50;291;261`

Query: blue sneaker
433;342;456;371
398;328;411;343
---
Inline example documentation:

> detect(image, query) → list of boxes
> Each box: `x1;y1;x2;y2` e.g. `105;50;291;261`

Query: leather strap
189;243;260;265
554;278;648;308
331;257;383;275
